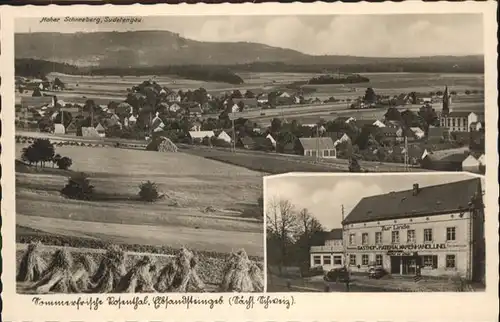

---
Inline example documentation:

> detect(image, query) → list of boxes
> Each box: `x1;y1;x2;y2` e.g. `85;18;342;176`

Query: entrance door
402;257;417;275
390;256;401;274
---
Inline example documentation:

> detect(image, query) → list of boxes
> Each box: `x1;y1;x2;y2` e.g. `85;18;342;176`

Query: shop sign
381;224;410;231
356;243;446;251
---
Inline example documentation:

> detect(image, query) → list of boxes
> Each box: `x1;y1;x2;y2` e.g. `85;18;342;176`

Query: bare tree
266;197;299;272
297;208;324;238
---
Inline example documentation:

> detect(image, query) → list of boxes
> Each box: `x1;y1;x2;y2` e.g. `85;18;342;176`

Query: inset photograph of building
265;172;485;292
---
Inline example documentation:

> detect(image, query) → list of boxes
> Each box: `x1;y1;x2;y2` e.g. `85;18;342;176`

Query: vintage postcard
1;2;498;322
265;172;486;292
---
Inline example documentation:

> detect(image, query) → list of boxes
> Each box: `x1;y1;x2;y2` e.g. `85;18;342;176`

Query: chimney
412;184;420;196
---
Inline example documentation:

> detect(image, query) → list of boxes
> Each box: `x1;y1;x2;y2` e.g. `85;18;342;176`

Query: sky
265;173;485;230
16;14;484;57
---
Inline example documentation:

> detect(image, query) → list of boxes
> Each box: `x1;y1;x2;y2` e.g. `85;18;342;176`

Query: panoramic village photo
265;173;486;292
12;13;486;294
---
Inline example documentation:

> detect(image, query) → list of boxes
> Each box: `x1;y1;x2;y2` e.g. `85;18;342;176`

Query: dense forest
15;59;245;85
307;74;370;85
15;56;483;87
228;60;484;74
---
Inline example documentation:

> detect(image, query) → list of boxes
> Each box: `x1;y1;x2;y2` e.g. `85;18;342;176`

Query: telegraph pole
316;124;320;162
232;117;236;153
404;135;409;171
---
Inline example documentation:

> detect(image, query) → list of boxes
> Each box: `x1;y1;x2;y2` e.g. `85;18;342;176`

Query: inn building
309;229;344;271
341;178;484;281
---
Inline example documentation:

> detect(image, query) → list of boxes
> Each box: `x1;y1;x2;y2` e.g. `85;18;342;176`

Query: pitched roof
425;147;469;162
189;130;215;139
343;178;482;224
299;137;335;151
95;123;105;132
326;228;343;240
189;106;203;113
239;136;256;146
355;119;377;128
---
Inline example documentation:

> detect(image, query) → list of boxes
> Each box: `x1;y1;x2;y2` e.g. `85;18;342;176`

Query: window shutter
432;255;438;269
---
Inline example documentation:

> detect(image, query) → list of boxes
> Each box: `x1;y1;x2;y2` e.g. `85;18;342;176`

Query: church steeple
442;86;450;116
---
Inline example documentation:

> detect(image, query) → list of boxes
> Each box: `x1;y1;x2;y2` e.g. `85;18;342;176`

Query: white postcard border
1;2;498;321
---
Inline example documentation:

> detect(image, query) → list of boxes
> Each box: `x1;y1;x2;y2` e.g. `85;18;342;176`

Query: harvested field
16;144;265;258
16;242;264;294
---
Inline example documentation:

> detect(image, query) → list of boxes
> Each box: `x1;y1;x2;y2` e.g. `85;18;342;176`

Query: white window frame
349;233;356;246
361;254;369;266
349;254;356;266
422;255;438;269
362;233;369;245
391;231;400;244
424;228;433;242
313;255;321;265
446;254;456;269
446;227;456;241
375;231;382;245
323;255;332;265
407;229;416;243
333;256;342;265
375;254;383;266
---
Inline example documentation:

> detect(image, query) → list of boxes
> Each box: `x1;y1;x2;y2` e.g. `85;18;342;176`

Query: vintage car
324;267;350;282
368;267;387;279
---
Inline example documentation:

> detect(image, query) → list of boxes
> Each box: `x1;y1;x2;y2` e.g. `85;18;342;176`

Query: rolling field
15;145;265;257
16;72;484;106
302;72;484;101
182;145;432;173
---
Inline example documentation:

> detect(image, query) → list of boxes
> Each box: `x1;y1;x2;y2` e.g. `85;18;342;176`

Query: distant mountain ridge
15;31;484;70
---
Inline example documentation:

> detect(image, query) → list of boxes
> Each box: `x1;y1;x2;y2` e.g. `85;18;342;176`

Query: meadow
15;72;484;107
15;145;265;257
183;145;432;173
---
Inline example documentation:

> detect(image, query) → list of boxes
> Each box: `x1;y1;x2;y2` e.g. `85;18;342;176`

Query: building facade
310;229;344;271
342;179;484;281
440;111;482;132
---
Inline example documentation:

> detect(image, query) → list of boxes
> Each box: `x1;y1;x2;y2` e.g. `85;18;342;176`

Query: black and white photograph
1;2;498;322
265;172;486;292
12;13;488;295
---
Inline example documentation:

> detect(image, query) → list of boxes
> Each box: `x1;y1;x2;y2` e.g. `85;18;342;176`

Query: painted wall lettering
381;224;410;231
356;243;446;251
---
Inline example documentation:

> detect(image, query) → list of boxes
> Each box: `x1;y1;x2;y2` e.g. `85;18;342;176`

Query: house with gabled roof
266;133;277;148
298;137;337;158
217;130;232;143
462;154;481;173
189;130;215;143
65;121;78;135
95;123;106;138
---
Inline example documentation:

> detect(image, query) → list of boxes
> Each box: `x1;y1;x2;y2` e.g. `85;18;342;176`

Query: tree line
15;59;245;85
266;198;327;274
